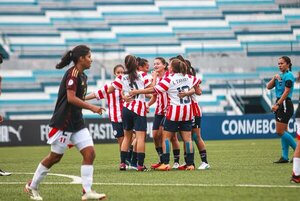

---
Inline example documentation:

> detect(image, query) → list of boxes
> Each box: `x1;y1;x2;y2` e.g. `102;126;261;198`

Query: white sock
293;158;300;176
81;165;93;193
30;163;49;190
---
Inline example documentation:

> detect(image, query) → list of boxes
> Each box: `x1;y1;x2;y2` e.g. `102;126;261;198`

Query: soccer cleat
128;164;138;170
186;165;195;171
82;190;106;200
0;169;11;176
24;181;43;201
137;165;149;172
178;163;187;170
119;163;126;171
198;162;211;170
156;164;170;171
273;157;289;163
172;162;180;170
150;163;161;170
291;173;300;183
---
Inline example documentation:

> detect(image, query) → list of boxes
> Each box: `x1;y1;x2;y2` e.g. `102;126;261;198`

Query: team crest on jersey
68;79;74;86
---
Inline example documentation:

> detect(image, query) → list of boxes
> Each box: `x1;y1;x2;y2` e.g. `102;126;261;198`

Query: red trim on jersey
182;105;187;121
174;105;180;121
113;81;122;90
48;127;59;138
137;101;142;117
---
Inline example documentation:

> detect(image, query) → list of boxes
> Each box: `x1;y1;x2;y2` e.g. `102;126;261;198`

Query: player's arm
67;90;105;114
178;88;195;98
271;82;291;112
85;92;96;100
266;74;280;89
129;84;155;96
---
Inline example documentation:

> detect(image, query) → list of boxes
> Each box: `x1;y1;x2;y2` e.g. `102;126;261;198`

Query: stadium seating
1;0;299;59
1;0;300;119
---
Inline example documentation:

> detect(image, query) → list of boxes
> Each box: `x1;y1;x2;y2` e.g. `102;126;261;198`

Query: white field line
1;172;299;188
0;182;300;189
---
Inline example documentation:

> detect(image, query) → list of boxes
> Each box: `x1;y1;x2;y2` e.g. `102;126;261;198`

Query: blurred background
0;0;300;124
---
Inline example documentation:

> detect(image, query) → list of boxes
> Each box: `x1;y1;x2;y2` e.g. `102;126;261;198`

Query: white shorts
47;128;94;154
296;118;300;140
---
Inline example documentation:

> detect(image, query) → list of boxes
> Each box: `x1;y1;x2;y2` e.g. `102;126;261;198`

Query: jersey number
177;86;191;104
129;82;139;99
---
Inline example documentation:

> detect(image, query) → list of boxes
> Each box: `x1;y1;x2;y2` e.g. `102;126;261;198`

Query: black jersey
49;67;87;132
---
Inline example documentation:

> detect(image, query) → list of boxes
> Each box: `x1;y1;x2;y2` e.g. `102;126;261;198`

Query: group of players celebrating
87;54;210;171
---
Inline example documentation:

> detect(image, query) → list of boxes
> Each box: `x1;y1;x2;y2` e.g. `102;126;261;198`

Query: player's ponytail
124;55;138;83
170;59;187;75
56;45;91;69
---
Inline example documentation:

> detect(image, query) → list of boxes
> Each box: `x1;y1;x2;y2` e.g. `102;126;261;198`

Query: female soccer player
107;55;151;171
130;58;201;170
291;69;300;183
85;64;124;147
266;56;296;163
148;57;181;170
178;63;210;170
25;45;106;200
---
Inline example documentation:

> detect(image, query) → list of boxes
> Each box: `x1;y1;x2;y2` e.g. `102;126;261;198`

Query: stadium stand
1;0;300;119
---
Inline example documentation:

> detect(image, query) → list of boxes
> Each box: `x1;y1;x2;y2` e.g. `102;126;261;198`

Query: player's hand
0;115;3;123
177;91;187;98
129;89;138;97
123;94;133;103
274;74;281;80
91;105;106;115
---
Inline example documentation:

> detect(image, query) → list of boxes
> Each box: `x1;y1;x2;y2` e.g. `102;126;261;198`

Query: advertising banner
0;114;296;146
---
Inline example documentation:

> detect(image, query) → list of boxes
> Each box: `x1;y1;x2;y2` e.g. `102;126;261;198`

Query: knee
84;150;96;163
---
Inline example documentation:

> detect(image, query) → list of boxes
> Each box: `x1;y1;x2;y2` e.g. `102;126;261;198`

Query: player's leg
73;128;106;200
25;129;68;200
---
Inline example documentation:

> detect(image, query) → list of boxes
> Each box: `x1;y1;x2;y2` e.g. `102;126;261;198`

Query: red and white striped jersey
191;95;202;117
154;72;169;115
154;73;200;121
94;84;123;123
112;71;151;116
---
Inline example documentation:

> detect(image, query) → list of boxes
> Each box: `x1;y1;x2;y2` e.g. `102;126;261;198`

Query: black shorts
122;107;147;131
152;114;165;130
111;122;124;138
296;103;300;118
192;116;201;129
275;98;294;124
164;119;192;132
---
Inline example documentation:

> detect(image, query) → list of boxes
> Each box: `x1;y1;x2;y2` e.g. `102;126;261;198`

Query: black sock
131;152;138;166
126;145;133;162
162;153;170;164
186;153;194;166
200;150;208;163
173;149;180;163
137;153;145;166
184;152;187;163
120;151;127;163
156;147;163;163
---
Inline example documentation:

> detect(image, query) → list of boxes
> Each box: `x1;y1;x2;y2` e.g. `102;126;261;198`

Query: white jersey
154;73;200;121
94;83;123;123
112;71;151;116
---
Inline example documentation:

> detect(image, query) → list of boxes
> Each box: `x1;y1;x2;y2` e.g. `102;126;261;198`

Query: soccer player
0;53;12;177
130;58;201;170
106;55;151;171
291;70;300;183
148;57;181;170
266;56;296;163
24;45;106;200
178;63;210;170
85;64;125;148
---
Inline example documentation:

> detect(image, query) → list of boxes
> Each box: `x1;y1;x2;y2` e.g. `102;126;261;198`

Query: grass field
0;139;299;201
